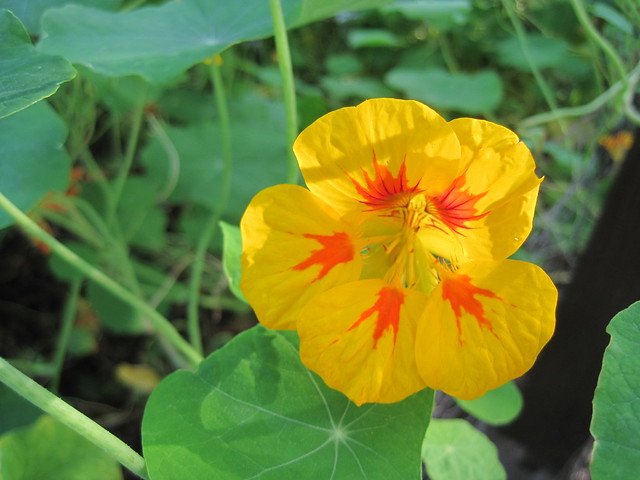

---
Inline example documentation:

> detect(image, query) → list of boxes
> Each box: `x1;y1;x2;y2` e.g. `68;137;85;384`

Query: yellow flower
240;98;557;405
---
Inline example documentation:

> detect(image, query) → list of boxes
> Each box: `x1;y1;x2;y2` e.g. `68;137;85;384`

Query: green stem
502;0;566;135
50;278;82;393
519;61;640;129
0;192;203;368
186;60;234;354
269;0;299;184
569;0;628;91
0;358;149;480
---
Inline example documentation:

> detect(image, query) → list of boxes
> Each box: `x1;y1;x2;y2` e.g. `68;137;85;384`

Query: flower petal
298;280;428;405
240;185;362;330
415;260;557;400
294;98;461;215
445;118;542;260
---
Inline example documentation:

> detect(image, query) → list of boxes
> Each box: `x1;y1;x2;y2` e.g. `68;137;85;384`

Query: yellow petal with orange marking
298;280;428;405
415;260;557;400
294;98;462;215
444;118;542;261
240;184;362;330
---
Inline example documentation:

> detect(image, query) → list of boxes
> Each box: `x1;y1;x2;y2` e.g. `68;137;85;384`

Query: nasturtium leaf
590;301;640;479
0;101;71;230
422;419;506;480
454;381;523;426
141;98;288;221
0;0;121;35
38;0;390;83
219;221;247;303
495;34;571;72
0;9;75;119
142;326;434;480
321;76;395;101
382;0;471;30
385;67;503;114
0;384;42;435
347;29;405;48
0;415;123;480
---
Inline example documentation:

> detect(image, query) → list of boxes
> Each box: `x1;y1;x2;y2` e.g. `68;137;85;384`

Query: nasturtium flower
240;98;557;405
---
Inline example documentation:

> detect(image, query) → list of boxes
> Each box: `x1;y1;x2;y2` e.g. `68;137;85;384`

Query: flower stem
186;59;234;355
269;0;299;184
50;277;82;393
0;192;203;368
0;358;149;480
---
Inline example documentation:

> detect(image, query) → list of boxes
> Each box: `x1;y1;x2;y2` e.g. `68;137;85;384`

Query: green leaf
454;381;523;426
348;29;405;48
0;415;123;480
385;67;503;114
321;76;395;101
0;384;42;435
37;0;390;83
0;101;71;230
0;0;122;35
422;419;506;480
382;0;471;30
0;9;75;119
590;301;640;479
495;34;571;72
142;326;434;480
219;221;247;303
141;97;289;221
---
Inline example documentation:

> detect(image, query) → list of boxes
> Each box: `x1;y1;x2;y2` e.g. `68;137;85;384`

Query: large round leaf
37;0;390;83
591;301;640;479
0;9;75;119
142;326;433;480
0;101;71;229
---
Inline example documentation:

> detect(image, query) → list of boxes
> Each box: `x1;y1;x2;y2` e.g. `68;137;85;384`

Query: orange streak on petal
441;274;500;344
430;174;489;234
348;152;422;210
292;232;354;282
348;286;405;348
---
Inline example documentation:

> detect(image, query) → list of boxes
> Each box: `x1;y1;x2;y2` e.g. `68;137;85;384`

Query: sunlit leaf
0;415;122;480
37;0;390;83
0;101;71;229
0;9;75;119
454;381;523;426
422;419;506;480
142;326;433;480
385;67;503;113
219;221;247;303
591;301;640;479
